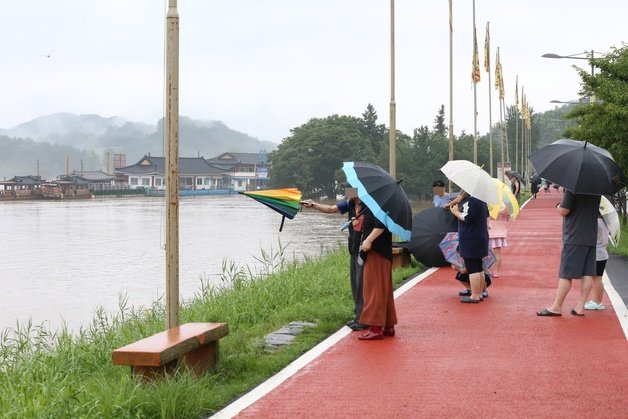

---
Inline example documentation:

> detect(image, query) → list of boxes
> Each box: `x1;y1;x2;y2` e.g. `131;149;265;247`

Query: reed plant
0;245;420;418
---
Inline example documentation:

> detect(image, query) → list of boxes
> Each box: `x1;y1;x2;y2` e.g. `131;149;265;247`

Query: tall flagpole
472;0;478;164
515;77;519;172
521;90;529;177
485;22;493;176
389;0;396;178
165;0;180;329
448;0;454;165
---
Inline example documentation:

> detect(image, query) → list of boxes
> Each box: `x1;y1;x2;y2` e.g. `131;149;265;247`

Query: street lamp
550;99;585;104
541;51;596;76
542;50;606;103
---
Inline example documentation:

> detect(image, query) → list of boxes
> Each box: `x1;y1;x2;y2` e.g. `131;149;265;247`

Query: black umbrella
342;161;412;241
408;207;458;267
528;139;627;195
505;170;526;186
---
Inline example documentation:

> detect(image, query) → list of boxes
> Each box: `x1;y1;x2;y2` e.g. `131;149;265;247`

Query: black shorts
559;244;596;279
462;257;483;274
596;259;608;277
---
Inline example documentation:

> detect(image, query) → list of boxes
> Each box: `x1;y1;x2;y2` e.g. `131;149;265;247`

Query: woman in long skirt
358;208;397;340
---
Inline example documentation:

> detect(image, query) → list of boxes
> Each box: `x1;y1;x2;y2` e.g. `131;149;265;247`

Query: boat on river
0;176;94;201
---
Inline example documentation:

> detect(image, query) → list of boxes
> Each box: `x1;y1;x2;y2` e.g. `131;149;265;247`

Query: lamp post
389;0;396;178
550;98;597;105
542;50;605;102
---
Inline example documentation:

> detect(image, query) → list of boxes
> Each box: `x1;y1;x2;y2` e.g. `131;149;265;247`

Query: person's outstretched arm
302;199;340;214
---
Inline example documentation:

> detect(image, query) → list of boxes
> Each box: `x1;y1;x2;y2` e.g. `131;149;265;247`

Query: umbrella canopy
408;207;458;267
240;187;302;231
488;178;520;220
438;232;496;271
441;160;500;205
600;195;620;246
528;139;627;195
342;161;412;241
505;170;526;186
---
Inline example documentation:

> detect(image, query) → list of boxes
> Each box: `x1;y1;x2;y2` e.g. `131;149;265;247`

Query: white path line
603;272;628;340
210;268;438;418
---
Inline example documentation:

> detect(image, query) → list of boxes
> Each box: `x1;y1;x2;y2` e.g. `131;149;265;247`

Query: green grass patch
0;246;421;418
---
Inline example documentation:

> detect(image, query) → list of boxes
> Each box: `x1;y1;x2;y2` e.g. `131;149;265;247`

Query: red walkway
215;192;628;418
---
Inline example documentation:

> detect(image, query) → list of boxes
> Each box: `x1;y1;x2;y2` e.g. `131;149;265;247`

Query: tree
360;103;387;159
433;105;447;137
564;45;628;175
268;115;375;198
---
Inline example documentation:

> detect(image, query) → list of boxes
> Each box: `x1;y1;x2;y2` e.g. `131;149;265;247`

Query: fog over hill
0;113;277;180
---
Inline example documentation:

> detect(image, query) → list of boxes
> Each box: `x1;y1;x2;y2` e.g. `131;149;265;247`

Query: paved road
213;193;628;418
607;253;628;308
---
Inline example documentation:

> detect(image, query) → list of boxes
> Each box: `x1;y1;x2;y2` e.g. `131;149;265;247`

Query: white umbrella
599;196;620;246
441;160;500;205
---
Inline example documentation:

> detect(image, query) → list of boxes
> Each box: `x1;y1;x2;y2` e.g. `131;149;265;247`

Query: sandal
537;308;561;317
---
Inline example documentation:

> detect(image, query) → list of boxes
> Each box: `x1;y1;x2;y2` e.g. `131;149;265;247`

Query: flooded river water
0;195;430;333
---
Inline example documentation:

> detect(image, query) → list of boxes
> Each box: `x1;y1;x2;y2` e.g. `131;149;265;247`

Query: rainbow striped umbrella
240;188;302;231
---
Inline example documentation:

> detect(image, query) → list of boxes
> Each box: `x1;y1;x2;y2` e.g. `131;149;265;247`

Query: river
0;195;430;334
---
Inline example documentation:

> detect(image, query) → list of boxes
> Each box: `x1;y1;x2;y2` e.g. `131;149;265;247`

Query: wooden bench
112;322;229;380
392;246;411;269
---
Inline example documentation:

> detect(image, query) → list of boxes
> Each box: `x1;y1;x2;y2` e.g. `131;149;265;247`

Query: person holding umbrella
536;191;600;316
449;191;489;303
357;206;397;340
341;162;412;340
302;186;368;331
528;139;626;317
441;160;498;303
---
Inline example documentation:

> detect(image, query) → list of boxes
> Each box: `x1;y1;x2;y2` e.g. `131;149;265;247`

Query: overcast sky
1;1;625;143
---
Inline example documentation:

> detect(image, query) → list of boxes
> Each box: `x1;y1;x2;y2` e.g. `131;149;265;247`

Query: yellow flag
515;76;519;111
499;62;505;99
494;49;501;91
472;24;481;83
484;22;490;72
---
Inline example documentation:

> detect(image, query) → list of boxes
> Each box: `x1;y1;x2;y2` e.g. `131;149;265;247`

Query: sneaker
458;289;472;296
349;322;368;331
584;300;606;310
482;290;489;298
345;318;357;326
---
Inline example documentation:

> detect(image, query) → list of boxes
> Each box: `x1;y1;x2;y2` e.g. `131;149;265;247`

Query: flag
494;49;501;91
484;22;490;72
449;0;453;32
498;62;505;99
515;76;519;111
472;24;481;83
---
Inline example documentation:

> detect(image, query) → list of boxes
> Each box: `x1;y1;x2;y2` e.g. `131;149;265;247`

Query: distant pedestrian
511;177;521;202
537;191;601;317
432;180;453;208
530;174;541;199
585;215;610;311
488;216;508;278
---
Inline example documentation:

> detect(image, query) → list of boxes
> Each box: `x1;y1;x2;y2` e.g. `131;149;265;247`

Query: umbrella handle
279;215;286;232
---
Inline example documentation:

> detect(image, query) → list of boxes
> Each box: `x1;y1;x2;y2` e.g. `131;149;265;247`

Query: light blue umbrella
342;161;412;241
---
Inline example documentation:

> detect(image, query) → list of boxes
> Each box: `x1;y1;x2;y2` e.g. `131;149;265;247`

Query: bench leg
183;340;220;376
131;359;178;381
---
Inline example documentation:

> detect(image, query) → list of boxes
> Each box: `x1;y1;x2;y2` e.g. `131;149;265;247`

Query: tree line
269;44;628;201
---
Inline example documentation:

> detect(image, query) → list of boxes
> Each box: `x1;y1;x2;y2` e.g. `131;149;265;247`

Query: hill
0;113;277;180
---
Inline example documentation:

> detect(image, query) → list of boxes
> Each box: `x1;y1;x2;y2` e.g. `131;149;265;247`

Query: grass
0;245;421;418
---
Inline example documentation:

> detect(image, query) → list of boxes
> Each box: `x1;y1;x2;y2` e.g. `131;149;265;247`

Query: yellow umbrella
488;179;519;220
